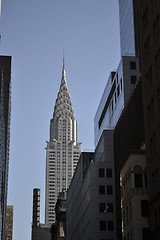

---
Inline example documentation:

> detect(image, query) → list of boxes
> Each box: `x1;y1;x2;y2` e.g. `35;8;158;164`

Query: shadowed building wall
0;56;11;240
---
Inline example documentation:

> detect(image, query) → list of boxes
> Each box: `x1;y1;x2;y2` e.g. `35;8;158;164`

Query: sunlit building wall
45;61;81;224
5;206;13;240
119;0;137;56
94;56;139;147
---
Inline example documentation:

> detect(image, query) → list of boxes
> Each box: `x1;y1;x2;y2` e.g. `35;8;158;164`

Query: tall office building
136;1;160;238
0;0;2;16
119;0;138;57
0;56;11;240
45;59;81;224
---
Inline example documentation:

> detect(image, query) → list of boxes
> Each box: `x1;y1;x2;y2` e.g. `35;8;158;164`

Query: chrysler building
45;59;81;224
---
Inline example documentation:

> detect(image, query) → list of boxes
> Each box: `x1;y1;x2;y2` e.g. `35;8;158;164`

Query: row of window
111;79;123;112
99;185;113;195
99;168;112;178
99;202;113;213
100;220;114;231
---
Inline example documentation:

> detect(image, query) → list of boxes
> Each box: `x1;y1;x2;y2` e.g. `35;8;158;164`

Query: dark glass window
107;185;113;195
145;173;148;188
130;61;136;69
99;168;105;178
107;203;113;213
117;85;120;97
142;228;150;240
99;185;105;195
106;168;112;178
120;78;123;90
108;221;114;231
134;174;143;188
100;221;106;231
141;200;148;217
99;203;106;212
114;92;117;103
130;76;137;84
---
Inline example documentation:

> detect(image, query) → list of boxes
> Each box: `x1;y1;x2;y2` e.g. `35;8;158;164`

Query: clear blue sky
0;1;120;239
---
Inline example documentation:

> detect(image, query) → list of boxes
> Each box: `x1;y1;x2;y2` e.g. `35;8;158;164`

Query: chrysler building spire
45;58;81;224
62;51;66;79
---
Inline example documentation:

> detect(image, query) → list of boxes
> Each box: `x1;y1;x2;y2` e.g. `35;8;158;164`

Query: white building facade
45;61;81;224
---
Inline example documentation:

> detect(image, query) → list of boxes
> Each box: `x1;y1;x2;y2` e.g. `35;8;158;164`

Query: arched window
134;165;143;188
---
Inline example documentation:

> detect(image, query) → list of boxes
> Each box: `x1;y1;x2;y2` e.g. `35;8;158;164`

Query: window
99;203;106;212
111;99;114;111
123;210;125;228
148;99;154;127
114;92;117;103
120;78;123;90
107;203;113;213
146;67;152;93
153;15;159;42
141;200;148;217
106;168;112;178
157;87;160;112
130;76;137;84
142;228;150;240
126;206;129;223
149;133;156;160
116;73;118;83
134;174;143;187
129;202;132;220
117;85;120;97
108;221;114;231
99;168;105;178
107;185;113;195
144;169;148;188
100;221;106;231
99;185;105;195
130;61;136;70
134;166;143;188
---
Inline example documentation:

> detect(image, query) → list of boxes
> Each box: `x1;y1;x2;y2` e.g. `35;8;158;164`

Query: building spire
62;50;66;80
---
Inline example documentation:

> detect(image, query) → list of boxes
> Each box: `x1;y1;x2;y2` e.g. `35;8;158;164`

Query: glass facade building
0;56;11;240
119;0;136;56
94;56;139;147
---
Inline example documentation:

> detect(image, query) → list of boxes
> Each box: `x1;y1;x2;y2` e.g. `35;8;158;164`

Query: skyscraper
119;0;138;57
0;56;12;240
136;1;160;238
45;59;81;224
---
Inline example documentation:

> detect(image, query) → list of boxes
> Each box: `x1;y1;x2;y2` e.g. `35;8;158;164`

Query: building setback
45;59;81;224
0;56;11;240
